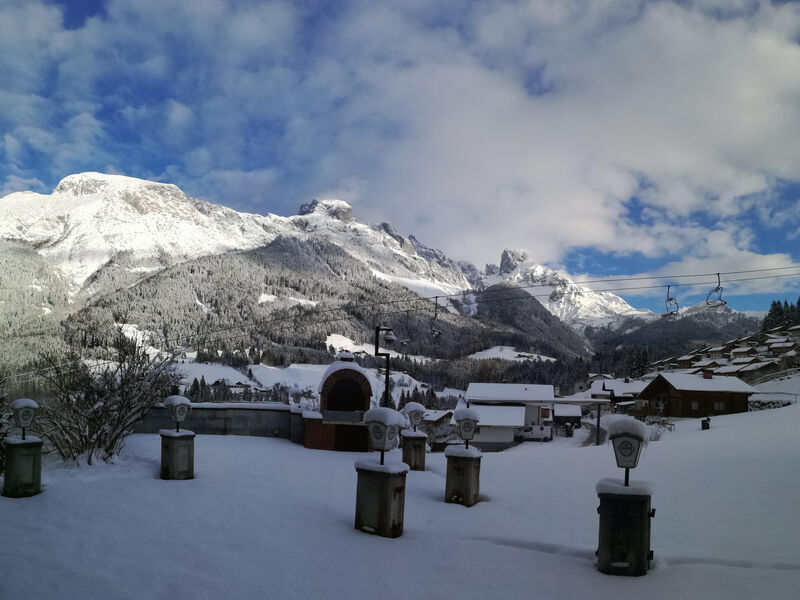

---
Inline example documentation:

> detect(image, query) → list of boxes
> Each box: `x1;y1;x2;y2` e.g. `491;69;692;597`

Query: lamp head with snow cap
607;417;649;486
403;402;426;432
364;407;404;465
11;398;38;440
164;395;192;432
455;407;480;449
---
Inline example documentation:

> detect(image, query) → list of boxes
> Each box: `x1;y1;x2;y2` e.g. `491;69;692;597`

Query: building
456;383;556;451
635;372;757;418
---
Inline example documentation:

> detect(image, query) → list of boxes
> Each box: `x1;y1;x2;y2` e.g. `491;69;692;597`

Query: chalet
635;372;757;418
457;383;556;451
731;346;756;359
587;373;614;384
676;354;702;368
590;378;648;402
706;347;726;359
768;342;797;356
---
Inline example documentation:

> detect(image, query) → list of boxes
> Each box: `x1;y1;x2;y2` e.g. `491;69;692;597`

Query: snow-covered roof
693;358;727;368
707;346;726;352
654;372;757;394
731;356;758;364
713;365;746;374
465;382;554;403
423;410;453;422
590;379;647;397
553;404;582;417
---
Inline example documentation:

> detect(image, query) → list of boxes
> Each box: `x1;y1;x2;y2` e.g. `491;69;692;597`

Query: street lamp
374;324;396;407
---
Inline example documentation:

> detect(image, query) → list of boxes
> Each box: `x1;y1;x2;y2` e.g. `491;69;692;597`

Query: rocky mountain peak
297;199;354;222
499;248;528;275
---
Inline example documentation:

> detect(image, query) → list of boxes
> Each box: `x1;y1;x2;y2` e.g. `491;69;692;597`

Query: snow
364;407;406;427
354;457;410;475
468;345;556;362
403;402;426;414
163;395;191;407
595;478;654;497
606;417;650;441
444;445;483;458
326;333;429;362
454;407;481;422
158;429;195;438
400;429;428;439
4;435;42;444
655;372;758;394
10;398;38;410
3;400;800;598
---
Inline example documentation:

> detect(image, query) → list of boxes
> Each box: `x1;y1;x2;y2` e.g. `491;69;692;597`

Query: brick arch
320;369;373;412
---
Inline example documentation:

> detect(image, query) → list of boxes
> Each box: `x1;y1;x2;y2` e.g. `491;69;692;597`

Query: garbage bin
701;418;710;431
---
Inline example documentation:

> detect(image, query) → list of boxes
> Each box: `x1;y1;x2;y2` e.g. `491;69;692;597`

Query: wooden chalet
635;372;757;418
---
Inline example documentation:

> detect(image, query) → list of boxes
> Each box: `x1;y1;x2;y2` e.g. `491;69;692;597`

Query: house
635;372;757;418
589;378;648;402
676;354;702;368
706;347;726;359
456;383;556;451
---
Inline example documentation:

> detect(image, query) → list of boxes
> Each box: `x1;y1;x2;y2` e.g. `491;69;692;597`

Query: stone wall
136;403;291;438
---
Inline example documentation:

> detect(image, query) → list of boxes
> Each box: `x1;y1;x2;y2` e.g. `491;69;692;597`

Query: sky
1;0;800;314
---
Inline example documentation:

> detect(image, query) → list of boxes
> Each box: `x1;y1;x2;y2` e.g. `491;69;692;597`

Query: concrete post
160;430;195;480
290;406;305;444
2;437;43;498
596;488;654;576
401;430;427;471
354;460;409;537
444;446;482;507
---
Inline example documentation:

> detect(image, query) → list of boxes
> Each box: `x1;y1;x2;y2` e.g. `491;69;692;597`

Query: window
713;401;725;411
691;401;699;410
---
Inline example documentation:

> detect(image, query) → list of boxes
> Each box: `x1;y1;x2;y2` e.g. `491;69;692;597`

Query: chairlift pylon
661;285;679;318
430;296;442;339
705;273;727;309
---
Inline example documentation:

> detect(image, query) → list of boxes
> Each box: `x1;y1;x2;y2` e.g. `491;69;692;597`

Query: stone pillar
354;459;409;538
160;430;195;480
401;430;427;471
444;445;482;507
2;436;43;498
596;480;654;576
290;407;305;445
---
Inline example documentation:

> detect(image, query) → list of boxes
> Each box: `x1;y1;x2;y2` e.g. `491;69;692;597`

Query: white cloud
1;0;799;285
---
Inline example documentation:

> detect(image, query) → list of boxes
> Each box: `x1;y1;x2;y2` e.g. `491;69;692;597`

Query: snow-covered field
3;401;799;599
468;345;556;362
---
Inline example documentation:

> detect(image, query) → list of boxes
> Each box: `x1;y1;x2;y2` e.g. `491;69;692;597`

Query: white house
453;383;556;451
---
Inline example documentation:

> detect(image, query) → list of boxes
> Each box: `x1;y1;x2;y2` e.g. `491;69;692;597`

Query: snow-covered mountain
0;172;468;298
468;249;657;332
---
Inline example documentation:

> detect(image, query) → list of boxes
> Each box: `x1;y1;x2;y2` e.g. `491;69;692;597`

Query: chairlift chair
705;273;727;309
661;285;679;318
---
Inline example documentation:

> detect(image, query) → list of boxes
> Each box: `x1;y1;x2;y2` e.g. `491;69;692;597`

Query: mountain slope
466;249;656;331
0;172;468;300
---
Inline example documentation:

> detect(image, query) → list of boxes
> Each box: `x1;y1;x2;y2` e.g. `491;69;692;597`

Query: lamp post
374;325;396;407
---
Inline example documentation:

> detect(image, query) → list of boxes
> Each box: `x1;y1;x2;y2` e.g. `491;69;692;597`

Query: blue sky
2;0;800;314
